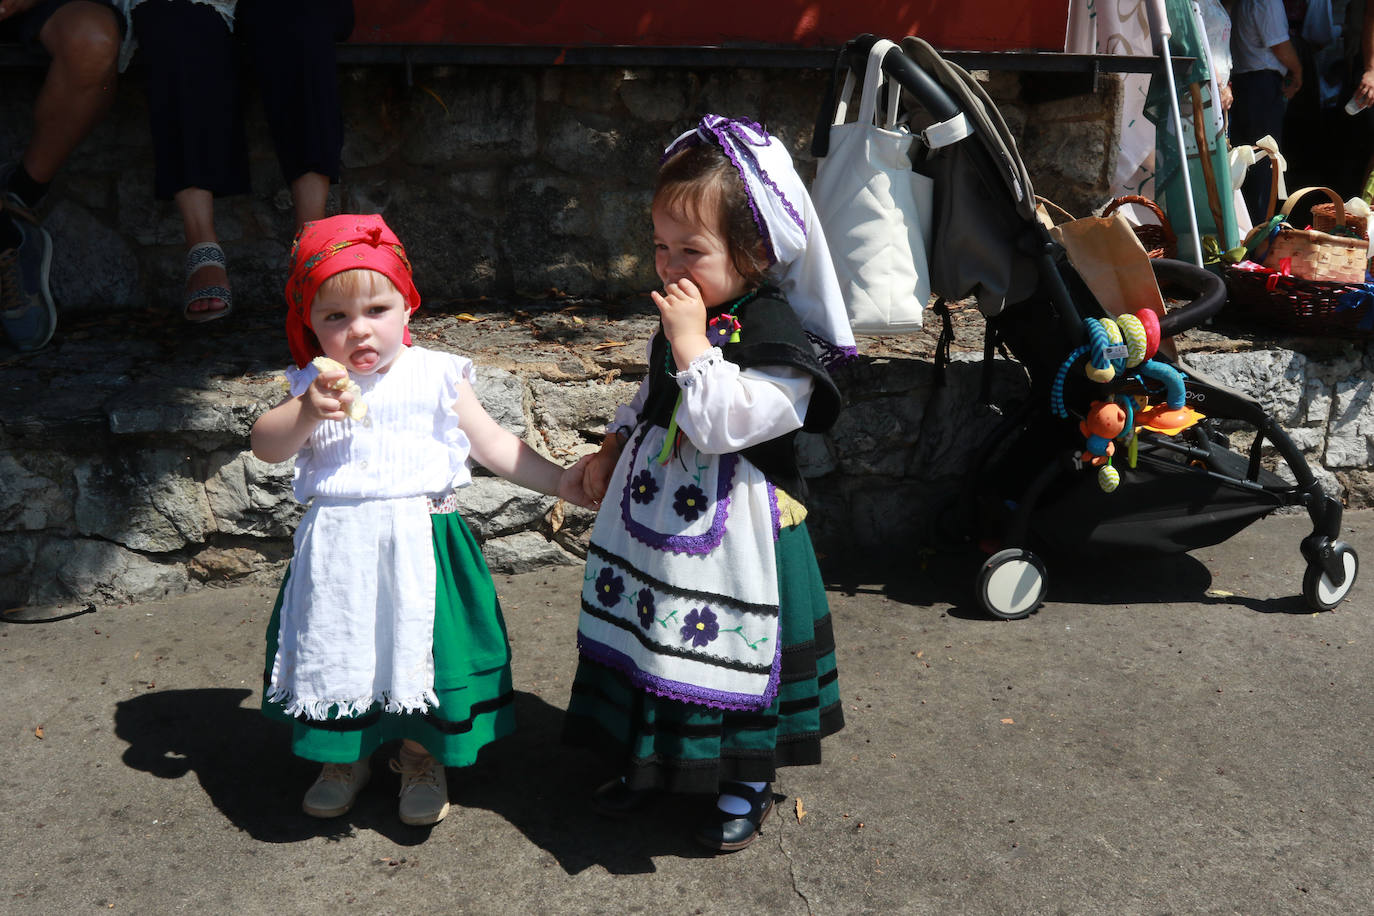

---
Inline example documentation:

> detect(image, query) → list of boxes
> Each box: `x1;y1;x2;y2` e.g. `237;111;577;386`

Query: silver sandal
184;241;232;323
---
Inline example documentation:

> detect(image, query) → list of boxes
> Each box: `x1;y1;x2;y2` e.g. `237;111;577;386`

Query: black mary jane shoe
590;777;657;818
694;781;775;852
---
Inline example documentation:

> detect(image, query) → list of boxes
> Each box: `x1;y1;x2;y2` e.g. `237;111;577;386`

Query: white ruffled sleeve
285;363;319;399
437;351;478;406
672;348;813;454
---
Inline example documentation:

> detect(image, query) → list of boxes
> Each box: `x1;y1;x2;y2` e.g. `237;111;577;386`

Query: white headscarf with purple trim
664;115;857;370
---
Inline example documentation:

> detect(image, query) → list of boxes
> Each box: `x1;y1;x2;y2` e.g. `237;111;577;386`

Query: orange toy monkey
1079;400;1126;466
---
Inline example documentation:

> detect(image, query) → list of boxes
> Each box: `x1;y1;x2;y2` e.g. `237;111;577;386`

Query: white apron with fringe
268;495;438;719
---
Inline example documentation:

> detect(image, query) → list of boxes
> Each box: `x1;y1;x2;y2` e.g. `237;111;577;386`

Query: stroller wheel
1302;541;1359;611
977;548;1047;620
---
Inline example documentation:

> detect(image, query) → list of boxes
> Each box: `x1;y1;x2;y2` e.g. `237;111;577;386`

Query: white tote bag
812;38;934;333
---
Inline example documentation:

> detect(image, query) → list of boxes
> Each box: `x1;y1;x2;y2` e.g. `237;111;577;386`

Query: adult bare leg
290;171;330;230
26;1;119;184
176;187;229;319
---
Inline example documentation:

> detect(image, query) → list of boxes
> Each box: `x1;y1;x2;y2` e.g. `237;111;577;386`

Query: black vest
638;289;842;501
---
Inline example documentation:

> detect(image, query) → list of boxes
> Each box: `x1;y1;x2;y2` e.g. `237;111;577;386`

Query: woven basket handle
1101;194;1177;236
1280;186;1346;225
1103;195;1162;223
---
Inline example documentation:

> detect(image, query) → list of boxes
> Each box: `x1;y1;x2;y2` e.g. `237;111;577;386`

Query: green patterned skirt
562;521;843;793
261;512;515;766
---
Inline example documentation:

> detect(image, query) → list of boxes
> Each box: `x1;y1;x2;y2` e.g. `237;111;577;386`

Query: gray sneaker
301;757;372;818
0;201;56;352
391;747;450;826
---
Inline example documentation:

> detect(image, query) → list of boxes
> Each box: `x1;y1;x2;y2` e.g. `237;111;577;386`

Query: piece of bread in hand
310;356;368;421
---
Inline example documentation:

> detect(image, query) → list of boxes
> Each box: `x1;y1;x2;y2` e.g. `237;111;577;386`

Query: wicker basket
1224;265;1374;336
1102;195;1177;259
1310;200;1368;236
1244;186;1369;283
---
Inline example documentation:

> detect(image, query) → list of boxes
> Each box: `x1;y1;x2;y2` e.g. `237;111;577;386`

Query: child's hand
304;369;351;422
583;434;624;504
652;279;708;345
557;454;599;509
652;279;711;370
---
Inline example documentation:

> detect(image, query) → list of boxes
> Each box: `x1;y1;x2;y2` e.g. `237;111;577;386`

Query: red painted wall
351;0;1071;52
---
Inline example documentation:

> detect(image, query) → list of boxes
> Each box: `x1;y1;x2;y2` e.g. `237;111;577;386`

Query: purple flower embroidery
594;567;625;608
635;589;656;630
680;606;719;648
630;469;659;505
673;484;707;522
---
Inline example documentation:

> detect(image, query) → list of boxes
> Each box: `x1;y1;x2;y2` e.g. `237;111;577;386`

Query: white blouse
608;343;814;455
286;346;475;502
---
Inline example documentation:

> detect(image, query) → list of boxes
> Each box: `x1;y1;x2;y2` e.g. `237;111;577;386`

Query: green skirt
261;512;515;766
561;521;843;793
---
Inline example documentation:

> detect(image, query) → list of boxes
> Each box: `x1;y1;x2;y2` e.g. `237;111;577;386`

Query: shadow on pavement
455;691;717;874
113;687;711;872
826;542;1316;620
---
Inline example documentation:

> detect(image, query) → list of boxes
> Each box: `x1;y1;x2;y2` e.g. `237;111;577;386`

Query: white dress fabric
267;346;476;720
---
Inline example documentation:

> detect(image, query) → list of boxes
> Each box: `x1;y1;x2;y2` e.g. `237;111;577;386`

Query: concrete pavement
2;510;1371;914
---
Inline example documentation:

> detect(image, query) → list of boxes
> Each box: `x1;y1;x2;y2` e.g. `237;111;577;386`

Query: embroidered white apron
577;424;782;711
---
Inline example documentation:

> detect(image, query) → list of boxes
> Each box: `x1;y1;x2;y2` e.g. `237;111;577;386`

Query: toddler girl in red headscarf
251;214;594;827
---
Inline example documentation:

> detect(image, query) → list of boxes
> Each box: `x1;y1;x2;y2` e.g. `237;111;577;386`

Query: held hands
652;278;710;369
582;433;625;505
557;453;599;509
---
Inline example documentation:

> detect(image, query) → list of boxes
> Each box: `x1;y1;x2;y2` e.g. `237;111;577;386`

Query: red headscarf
284;214;422;368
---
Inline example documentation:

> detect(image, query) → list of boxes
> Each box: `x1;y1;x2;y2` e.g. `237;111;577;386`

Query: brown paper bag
1036;199;1176;360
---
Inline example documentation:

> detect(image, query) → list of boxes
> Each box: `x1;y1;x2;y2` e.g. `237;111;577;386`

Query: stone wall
0;61;1121;312
2;297;1372;611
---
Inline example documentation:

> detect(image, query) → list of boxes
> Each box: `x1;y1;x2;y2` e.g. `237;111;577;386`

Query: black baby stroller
815;35;1359;618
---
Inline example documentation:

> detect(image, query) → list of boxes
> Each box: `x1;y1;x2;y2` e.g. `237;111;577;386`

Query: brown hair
654;142;770;286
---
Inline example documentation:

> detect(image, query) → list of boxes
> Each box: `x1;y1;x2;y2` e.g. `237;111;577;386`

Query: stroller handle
849;34;961;121
814;34;963;159
1150;258;1226;338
